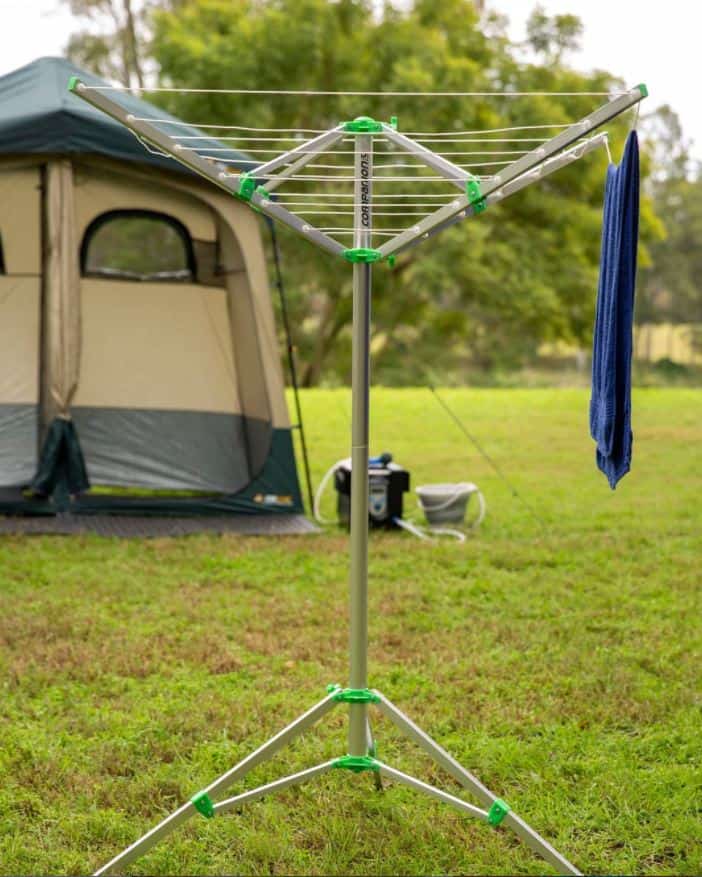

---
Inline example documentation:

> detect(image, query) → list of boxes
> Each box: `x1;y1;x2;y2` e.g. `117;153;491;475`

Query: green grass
1;388;701;876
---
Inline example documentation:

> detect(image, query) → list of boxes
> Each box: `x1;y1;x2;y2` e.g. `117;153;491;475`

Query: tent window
81;210;196;282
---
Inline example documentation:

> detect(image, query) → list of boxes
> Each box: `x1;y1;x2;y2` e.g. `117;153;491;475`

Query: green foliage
145;1;659;384
639;105;702;327
1;388;701;875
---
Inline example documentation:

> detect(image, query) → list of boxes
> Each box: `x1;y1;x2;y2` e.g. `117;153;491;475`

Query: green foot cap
332;755;380;773
487;798;510;827
191;790;215;819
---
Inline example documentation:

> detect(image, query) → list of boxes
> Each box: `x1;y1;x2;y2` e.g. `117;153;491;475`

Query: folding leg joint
191;790;215;819
331;755;381;773
327;683;381;704
487;797;510;828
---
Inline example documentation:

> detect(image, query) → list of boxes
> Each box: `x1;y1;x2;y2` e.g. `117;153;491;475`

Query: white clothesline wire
291;210;435;216
275;192;478;198
303;161;514;169
320;230;404;236
174;145;532;156
174;134;551;143
269;205;450;210
133;117;575;136
83;85;625;96
221;173;497;182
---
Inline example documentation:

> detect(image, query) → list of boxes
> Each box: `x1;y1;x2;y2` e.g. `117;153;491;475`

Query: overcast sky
0;0;697;155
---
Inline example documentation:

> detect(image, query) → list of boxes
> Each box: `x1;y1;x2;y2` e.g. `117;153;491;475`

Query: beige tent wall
71;164;267;491
95;160;290;429
0;165;41;485
72;167;242;416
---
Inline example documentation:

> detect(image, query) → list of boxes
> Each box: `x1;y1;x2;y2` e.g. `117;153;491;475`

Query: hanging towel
590;130;640;489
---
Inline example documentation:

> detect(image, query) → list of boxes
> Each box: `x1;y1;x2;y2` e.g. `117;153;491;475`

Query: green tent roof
0;57;252;175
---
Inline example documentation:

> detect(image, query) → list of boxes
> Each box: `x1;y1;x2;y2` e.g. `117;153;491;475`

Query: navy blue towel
590;131;640;489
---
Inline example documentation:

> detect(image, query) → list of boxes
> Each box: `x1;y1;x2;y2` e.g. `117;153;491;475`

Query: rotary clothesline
70;77;647;877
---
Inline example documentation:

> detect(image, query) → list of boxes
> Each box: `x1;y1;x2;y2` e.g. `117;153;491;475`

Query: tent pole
268;219;315;515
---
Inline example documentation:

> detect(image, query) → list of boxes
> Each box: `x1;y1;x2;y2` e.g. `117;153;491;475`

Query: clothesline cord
133;117;575;136
83;85;625;96
176;145;531;156
175;134;551;143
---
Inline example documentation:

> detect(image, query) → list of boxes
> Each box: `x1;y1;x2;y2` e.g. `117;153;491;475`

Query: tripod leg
374;692;581;877
378;762;486;820
94;692;338;876
214;760;335;815
366;718;383;791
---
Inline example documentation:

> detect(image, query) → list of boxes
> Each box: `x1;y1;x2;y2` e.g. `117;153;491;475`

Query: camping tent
0;57;305;523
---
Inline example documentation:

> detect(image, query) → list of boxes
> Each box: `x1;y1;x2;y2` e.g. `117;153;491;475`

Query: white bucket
416;482;485;527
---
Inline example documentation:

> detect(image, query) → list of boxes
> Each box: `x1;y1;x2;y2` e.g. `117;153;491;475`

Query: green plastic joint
487;798;510;827
387;254;396;268
191;791;215;819
68;76;80;93
342;248;383;264
343;116;383;133
389;115;398;131
465;175;487;214
235;172;256;202
328;686;381;704
636;83;648;98
332;755;381;773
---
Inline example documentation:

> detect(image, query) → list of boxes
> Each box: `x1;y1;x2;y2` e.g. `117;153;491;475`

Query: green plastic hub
236;172;256;202
67;76;80;93
328;686;381;704
344;116;383;133
487;798;510;827
636;83;648;98
332;755;380;773
465;176;487;214
342;248;383;264
191;791;215;819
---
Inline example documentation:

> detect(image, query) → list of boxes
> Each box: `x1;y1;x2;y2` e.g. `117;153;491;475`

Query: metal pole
347;132;373;756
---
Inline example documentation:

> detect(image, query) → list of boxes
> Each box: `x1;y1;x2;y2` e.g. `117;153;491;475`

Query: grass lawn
1;388;700;876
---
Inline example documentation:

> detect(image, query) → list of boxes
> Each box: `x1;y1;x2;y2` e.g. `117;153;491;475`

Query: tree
637;105;701;329
525;4;583;64
63;0;148;87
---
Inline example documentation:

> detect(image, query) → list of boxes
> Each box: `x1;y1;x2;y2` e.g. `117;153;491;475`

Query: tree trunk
123;0;145;88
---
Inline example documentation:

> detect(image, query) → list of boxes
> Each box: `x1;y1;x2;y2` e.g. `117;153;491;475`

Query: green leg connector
191;790;215;819
487;797;510;827
327;685;380;704
332;755;380;773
